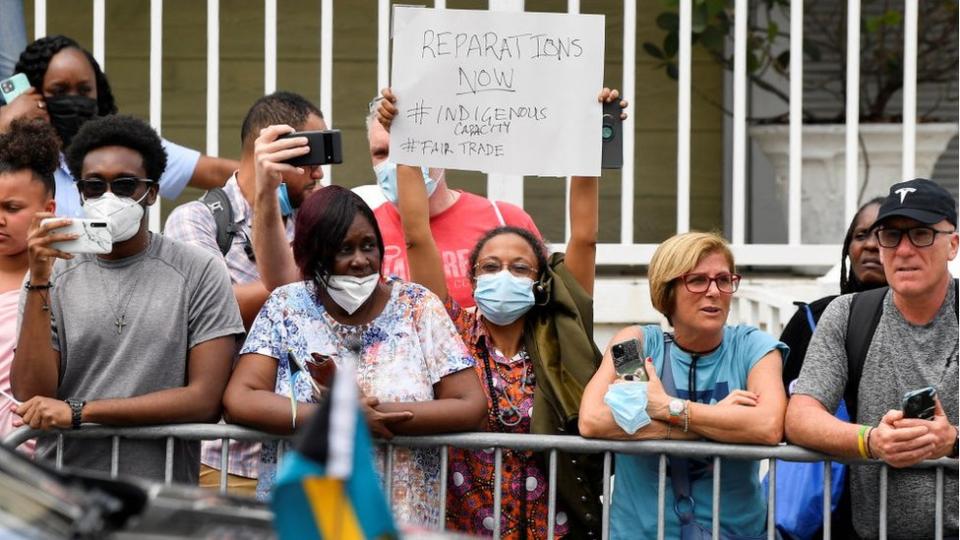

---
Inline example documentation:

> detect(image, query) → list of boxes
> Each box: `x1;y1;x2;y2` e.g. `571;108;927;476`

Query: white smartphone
40;218;112;254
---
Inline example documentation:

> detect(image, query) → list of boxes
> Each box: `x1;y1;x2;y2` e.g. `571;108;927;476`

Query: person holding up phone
377;87;626;539
11;114;243;484
0;35;238;217
0;119;57;442
164;91;327;496
786;178;959;539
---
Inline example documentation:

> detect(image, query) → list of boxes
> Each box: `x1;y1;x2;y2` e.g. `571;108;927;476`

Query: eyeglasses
474;259;538;279
678;273;741;294
77;177;154;199
874;227;956;248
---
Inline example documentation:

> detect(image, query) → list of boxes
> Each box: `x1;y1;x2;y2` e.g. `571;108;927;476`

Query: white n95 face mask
82;191;149;243
323;273;380;314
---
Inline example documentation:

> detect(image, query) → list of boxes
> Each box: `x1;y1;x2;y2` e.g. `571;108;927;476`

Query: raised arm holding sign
389;6;605;177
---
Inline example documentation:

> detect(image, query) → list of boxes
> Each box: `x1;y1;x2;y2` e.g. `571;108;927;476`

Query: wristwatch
668;398;685;426
64;398;85;430
951;427;959;459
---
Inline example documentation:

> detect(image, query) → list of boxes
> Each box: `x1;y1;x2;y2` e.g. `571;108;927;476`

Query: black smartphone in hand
279;129;343;166
601;100;623;169
902;387;937;420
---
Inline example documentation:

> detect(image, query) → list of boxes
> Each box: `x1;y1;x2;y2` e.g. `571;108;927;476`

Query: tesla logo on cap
895;187;916;204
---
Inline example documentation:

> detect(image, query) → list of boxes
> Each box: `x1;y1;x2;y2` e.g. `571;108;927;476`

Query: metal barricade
4;425;957;539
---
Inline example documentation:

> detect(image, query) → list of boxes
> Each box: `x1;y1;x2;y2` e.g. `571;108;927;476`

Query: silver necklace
95;254;147;335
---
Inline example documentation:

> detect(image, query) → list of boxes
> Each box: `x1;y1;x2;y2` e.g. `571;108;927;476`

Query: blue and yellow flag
272;358;397;540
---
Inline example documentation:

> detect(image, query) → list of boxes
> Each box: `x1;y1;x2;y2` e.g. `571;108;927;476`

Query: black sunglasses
77;177;155;199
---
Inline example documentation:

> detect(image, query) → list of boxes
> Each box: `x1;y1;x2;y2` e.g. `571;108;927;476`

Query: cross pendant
115;316;125;335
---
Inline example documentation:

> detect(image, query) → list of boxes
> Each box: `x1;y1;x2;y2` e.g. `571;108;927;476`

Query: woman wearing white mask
222;183;487;527
376;88;626;538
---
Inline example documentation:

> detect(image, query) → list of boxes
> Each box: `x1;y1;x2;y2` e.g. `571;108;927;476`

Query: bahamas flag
272;358;397;540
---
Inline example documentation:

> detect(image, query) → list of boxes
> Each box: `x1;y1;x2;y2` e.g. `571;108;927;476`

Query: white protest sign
389;7;604;177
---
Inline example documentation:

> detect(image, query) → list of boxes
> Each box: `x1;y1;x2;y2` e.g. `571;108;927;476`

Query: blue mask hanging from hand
277;183;293;217
473;270;535;326
374;160;438;205
603;381;651;434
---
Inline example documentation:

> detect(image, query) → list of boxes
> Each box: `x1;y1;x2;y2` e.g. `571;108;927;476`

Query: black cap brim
874;207;952;227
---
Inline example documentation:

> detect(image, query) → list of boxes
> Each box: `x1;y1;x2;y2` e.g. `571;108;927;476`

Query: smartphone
0;73;30;105
278;129;343;167
600;99;623;169
902;387;937;420
611;338;647;381
40;218;112;254
308;352;337;388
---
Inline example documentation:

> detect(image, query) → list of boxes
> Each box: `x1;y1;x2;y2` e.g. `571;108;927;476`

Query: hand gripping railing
5;426;957;540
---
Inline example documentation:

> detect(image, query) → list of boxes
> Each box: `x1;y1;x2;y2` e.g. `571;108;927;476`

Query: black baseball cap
873;178;957;228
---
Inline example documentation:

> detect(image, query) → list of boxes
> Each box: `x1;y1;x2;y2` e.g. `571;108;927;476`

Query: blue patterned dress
240;277;475;528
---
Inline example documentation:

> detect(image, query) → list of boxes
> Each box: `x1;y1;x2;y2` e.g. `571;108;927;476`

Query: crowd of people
0;33;957;540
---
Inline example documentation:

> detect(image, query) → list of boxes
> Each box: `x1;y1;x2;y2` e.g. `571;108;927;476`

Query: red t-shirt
375;191;541;308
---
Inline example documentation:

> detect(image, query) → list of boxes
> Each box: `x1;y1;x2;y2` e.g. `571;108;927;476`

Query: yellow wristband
857;424;870;459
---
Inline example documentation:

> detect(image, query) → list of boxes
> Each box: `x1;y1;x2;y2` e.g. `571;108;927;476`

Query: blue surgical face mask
473;270;535;326
277;183;293;217
603;382;651;434
374;160;438;205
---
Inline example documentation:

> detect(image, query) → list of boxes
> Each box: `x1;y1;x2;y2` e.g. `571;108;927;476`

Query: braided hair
839;196;886;294
14;35;118;116
0;119;60;195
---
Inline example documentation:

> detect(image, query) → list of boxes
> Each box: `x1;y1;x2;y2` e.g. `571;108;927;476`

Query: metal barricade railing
4;425;957;540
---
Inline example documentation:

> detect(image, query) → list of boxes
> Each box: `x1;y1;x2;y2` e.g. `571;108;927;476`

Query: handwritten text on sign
389;7;604;177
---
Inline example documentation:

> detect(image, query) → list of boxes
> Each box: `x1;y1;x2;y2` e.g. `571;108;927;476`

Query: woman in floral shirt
375;88;627;538
223;184;487;528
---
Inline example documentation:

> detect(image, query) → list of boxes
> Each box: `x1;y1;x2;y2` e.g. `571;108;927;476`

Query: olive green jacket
525;252;604;536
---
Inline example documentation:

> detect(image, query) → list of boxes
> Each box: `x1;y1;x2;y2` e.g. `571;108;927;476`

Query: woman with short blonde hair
580;231;787;539
648;232;735;322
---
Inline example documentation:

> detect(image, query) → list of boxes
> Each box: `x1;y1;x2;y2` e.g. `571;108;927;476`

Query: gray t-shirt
795;285;958;540
21;233;244;483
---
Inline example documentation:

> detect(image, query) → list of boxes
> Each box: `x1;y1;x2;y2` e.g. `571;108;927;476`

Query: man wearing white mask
12;115;243;484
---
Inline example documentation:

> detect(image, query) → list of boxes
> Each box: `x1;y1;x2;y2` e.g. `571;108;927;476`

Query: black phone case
902;388;937;419
601;100;623;169
280;129;343;167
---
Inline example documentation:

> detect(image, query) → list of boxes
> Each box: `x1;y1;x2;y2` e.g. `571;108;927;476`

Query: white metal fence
4;424;958;540
27;0;958;268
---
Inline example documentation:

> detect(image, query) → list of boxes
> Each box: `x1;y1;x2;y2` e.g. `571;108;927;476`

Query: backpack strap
843;287;887;422
200;188;236;256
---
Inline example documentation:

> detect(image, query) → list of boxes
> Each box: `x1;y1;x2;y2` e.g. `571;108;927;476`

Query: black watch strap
952;428;959;459
65;399;85;430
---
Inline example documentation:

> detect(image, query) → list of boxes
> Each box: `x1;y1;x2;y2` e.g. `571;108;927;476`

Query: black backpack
843;278;959;420
199;188;235;256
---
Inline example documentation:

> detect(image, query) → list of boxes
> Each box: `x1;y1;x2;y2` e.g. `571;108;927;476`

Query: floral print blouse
239;277;475;528
444;298;570;539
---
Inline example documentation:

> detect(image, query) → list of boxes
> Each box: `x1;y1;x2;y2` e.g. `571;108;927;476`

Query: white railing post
206;0;219;157
731;0;748;245
901;0;918;181
788;0;803;245
149;0;163;233
676;0;692;234
264;0;277;94
845;0;861;223
320;0;333;184
621;0;636;244
377;0;390;93
93;0;106;69
34;0;47;39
